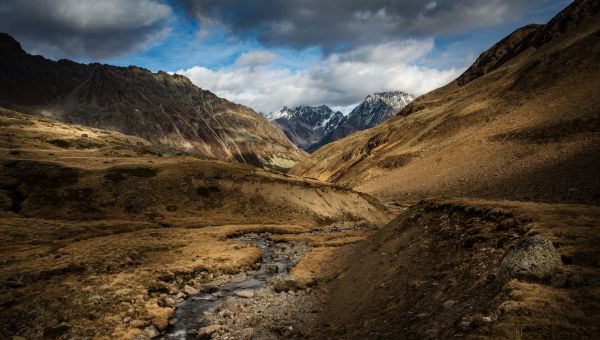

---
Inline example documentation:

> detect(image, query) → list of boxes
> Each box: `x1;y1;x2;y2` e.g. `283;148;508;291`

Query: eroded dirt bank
305;200;600;339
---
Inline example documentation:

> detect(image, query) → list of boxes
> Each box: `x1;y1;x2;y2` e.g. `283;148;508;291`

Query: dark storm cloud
177;0;556;51
0;0;173;59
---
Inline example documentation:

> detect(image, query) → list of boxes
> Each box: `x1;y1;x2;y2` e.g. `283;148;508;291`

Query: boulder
500;235;561;281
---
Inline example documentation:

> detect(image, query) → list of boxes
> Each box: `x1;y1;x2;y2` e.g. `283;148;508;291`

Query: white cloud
177;40;461;114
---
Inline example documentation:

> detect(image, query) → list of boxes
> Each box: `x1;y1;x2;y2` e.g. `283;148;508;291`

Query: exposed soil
304;199;600;339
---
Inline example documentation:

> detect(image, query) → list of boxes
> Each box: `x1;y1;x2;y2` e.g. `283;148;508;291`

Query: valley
1;0;599;339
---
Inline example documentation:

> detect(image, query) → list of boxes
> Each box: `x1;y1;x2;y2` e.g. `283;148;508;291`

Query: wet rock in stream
162;233;314;339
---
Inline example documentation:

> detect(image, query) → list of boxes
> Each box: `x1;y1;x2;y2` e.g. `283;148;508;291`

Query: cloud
0;0;173;59
177;39;460;113
234;50;278;68
176;0;556;52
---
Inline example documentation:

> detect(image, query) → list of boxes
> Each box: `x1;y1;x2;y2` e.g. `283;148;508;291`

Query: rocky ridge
270;91;413;152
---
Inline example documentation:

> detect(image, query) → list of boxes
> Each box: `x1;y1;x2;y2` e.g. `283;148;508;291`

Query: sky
0;0;571;114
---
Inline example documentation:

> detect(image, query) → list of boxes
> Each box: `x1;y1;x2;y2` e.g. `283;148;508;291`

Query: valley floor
3;198;598;339
1;109;599;339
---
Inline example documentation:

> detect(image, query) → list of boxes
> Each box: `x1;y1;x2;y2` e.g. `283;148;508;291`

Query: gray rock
442;300;457;309
235;290;255;298
265;264;279;274
500;235;561;281
158;296;176;307
144;325;159;338
273;274;300;292
231;273;247;283
130;320;147;328
198;324;223;337
183;285;199;295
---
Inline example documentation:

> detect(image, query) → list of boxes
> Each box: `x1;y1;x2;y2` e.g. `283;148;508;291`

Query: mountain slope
0;33;305;170
270;91;413;153
291;0;600;204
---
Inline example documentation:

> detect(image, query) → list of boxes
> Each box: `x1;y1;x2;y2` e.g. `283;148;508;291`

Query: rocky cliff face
269;91;413;153
345;91;414;130
0;33;305;170
268;105;345;151
311;91;414;152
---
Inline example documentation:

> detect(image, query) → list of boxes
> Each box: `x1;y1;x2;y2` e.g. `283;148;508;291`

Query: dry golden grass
0;107;390;338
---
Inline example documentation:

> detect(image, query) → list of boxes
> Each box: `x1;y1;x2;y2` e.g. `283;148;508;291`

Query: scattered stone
497;301;518;314
183;285;199;295
168;318;178;326
198;324;223;337
176;292;186;299
235;290;255;298
218;309;232;318
417;313;429;319
158;296;176;307
231;273;247;283
442;300;457;309
123;317;132;323
241;327;255;338
500;235;562;281
273;274;300;292
265;264;279;274
482;316;494;322
130;320;147;328
212;291;226;298
144;325;159;338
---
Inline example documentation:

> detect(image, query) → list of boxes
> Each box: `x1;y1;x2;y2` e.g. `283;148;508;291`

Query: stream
163;233;294;339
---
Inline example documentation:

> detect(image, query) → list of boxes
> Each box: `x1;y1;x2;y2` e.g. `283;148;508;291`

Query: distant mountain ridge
0;33;305;170
267;105;345;151
269;91;414;152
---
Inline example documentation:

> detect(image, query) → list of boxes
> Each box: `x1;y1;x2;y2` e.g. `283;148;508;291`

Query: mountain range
0;33;305;171
269;91;414;152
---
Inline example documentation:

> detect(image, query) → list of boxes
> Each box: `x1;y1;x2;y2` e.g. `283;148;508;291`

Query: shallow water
163;233;290;339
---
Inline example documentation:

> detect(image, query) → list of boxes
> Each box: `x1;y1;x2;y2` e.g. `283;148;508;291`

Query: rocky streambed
163;233;320;339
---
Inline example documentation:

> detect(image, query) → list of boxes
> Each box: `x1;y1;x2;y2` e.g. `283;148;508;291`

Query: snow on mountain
269;91;414;152
347;91;415;130
268;105;344;151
